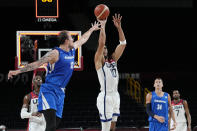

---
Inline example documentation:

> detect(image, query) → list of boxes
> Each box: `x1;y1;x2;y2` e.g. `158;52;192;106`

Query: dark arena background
0;0;196;131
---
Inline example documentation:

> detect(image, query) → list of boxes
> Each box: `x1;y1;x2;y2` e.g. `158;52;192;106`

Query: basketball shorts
96;91;120;122
149;121;168;131
38;84;65;118
28;116;46;131
171;122;187;131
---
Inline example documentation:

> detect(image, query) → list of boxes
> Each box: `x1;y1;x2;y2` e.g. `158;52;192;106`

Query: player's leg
101;121;111;131
42;109;56;131
38;86;57;131
110;120;116;131
55;94;65;128
110;92;120;131
56;116;61;128
97;92;113;131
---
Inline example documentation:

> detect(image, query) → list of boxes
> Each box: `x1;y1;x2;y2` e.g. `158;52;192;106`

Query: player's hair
173;90;180;93
57;30;69;45
154;77;163;82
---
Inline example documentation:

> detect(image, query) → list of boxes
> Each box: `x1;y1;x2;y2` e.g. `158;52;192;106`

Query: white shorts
28;119;46;131
171;122;187;131
96;91;120;122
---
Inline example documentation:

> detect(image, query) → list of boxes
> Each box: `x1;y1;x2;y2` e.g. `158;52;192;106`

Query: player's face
173;90;180;100
103;46;108;57
68;33;74;49
33;76;42;86
154;79;163;89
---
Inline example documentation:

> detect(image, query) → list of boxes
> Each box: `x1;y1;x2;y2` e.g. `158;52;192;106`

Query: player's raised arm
73;21;101;49
8;49;58;79
183;100;191;131
94;19;107;70
168;94;177;130
112;14;126;62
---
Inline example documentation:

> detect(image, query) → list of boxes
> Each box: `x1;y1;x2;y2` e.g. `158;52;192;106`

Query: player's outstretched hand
91;21;101;31
154;115;165;123
112;13;122;29
8;70;21;80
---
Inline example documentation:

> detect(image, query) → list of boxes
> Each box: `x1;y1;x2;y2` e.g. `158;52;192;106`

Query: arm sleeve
20;108;31;119
146;103;155;117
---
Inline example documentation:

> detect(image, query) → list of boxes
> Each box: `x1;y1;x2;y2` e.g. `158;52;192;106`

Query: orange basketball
94;4;110;20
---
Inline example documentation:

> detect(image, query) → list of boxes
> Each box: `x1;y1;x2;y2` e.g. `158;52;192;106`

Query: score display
36;0;59;18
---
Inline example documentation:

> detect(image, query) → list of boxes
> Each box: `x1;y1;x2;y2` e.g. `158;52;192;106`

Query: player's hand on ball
97;19;107;29
91;21;101;31
112;13;122;29
8;70;21;80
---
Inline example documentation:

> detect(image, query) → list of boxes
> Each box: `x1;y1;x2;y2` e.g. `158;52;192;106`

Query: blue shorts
149;121;168;131
38;84;65;118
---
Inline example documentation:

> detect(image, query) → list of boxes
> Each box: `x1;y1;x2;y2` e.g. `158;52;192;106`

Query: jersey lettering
32;99;38;104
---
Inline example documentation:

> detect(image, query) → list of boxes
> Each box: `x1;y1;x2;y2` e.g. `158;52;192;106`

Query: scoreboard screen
36;0;59;18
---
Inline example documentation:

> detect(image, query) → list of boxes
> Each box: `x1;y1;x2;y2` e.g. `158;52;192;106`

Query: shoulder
146;92;152;98
182;99;187;105
52;48;59;54
23;93;31;102
146;92;152;103
164;92;170;97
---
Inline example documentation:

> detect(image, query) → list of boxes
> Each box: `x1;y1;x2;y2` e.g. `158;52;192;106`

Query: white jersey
97;60;119;92
28;92;45;131
171;99;187;123
29;92;39;114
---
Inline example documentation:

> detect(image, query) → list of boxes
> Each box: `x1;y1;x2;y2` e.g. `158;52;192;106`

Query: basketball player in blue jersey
146;78;177;131
8;22;100;131
95;14;126;131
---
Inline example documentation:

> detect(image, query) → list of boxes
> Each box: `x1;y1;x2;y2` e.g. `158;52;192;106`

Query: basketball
94;4;110;20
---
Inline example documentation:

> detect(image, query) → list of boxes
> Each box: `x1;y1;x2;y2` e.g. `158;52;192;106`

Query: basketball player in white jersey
170;90;191;131
20;75;46;131
95;14;126;131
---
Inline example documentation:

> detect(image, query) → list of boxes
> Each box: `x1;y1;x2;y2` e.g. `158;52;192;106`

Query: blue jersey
38;47;75;118
148;91;169;124
44;47;75;92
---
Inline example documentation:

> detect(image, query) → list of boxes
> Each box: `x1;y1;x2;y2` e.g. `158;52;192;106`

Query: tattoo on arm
19;50;57;73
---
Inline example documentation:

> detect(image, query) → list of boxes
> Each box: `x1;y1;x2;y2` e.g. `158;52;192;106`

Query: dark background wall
0;0;196;129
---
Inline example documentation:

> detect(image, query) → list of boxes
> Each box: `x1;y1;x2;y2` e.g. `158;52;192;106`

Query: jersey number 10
110;68;117;78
